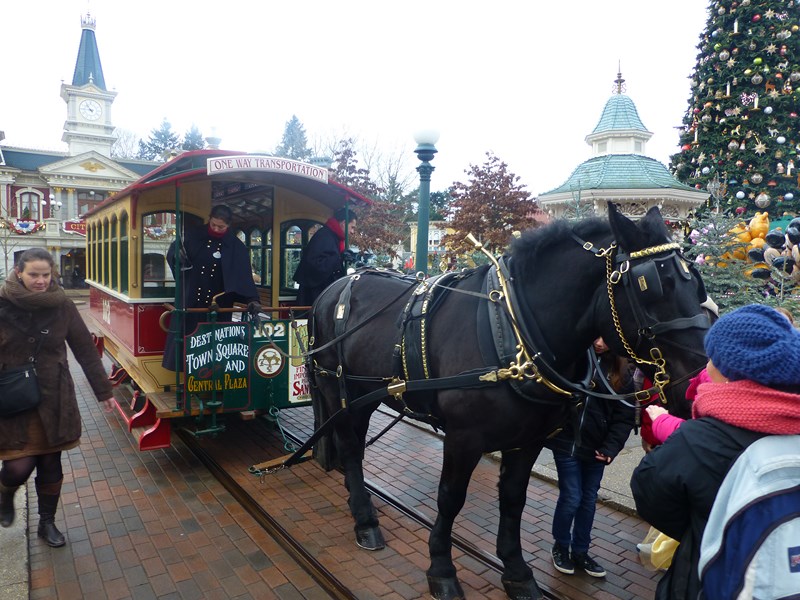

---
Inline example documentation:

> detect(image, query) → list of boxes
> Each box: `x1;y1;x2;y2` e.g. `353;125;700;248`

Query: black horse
305;204;708;599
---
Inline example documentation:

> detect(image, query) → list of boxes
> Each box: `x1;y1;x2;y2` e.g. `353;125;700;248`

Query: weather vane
613;62;626;95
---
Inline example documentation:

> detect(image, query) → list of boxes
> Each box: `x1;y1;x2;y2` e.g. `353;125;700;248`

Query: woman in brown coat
0;248;113;547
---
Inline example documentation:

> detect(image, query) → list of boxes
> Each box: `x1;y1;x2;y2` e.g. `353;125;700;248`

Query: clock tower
61;12;117;157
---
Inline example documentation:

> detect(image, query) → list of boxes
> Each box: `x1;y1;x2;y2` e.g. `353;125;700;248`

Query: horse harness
286;235;709;470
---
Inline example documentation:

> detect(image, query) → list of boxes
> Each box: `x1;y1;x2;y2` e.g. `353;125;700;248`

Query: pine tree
137;118;181;161
182;124;206;151
274;115;312;160
670;0;800;219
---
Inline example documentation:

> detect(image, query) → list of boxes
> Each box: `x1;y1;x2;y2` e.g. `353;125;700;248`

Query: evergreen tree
137;118;181;161
684;211;800;314
274;115;312;160
182;124;206;151
444;152;540;256
670;0;800;219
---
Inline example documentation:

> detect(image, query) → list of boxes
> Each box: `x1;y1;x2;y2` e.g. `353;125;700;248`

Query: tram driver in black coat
162;205;260;371
293;206;357;306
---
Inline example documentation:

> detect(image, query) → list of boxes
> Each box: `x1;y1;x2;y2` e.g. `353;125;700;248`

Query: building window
17;190;42;220
597;142;607;154
634;141;643;153
78;191;106;216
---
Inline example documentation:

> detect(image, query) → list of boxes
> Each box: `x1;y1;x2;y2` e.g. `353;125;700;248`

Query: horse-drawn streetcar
83;150;368;450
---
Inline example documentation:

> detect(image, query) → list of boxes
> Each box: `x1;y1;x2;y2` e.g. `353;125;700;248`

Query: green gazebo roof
590;94;648;134
541;154;700;196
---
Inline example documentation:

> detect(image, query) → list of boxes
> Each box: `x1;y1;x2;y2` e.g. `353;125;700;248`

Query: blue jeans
551;450;606;555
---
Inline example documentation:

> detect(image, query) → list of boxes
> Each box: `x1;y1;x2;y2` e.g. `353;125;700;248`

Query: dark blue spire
71;12;106;90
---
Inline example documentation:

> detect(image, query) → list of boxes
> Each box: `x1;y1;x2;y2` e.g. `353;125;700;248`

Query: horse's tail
306;297;338;472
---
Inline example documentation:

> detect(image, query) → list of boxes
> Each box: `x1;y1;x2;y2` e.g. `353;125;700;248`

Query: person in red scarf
631;304;800;600
294;206;357;306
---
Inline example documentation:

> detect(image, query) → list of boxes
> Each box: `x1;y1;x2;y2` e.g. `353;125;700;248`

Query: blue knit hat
704;304;800;387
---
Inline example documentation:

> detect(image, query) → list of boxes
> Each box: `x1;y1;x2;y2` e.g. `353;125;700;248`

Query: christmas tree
670;0;800;218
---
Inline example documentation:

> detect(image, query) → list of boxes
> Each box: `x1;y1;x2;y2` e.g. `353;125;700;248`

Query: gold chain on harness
602;245;676;403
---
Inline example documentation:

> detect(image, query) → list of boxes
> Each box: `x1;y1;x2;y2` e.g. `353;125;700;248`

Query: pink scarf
692;380;800;435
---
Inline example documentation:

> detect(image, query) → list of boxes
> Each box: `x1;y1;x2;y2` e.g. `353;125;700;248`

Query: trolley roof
84;149;373;219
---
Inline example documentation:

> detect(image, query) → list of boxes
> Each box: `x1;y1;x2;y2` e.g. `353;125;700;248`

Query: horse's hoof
355;526;385;551
502;577;543;600
427;575;465;600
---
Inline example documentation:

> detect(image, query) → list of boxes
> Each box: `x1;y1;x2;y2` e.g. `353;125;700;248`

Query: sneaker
551;543;575;575
572;552;606;578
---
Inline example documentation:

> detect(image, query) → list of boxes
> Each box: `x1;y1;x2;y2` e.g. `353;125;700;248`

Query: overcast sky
2;1;710;195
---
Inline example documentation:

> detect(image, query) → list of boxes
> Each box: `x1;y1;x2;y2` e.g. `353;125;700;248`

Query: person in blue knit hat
704;303;800;388
631;304;800;600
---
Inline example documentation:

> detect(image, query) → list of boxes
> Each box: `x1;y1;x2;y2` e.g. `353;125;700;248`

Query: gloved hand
247;301;262;318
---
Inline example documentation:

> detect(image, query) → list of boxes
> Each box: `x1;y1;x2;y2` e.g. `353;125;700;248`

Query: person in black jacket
293;206;357;306
630;304;800;600
162;205;260;371
546;337;636;578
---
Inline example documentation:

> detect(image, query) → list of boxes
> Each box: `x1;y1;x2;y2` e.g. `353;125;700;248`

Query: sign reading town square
206;155;328;184
184;322;251;408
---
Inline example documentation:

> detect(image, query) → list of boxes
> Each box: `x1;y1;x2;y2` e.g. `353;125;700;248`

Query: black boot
35;478;65;547
0;482;19;528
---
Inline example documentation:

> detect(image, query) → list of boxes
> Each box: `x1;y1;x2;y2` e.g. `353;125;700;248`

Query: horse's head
599;203;709;417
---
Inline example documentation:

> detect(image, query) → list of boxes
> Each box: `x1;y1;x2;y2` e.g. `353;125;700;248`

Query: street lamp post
413;129;439;276
45;194;62;218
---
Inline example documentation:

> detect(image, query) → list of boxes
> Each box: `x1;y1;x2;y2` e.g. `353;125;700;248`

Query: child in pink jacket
644;369;711;444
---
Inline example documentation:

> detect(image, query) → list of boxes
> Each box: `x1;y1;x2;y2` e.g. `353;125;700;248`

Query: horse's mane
511;210;672;264
511;218;610;263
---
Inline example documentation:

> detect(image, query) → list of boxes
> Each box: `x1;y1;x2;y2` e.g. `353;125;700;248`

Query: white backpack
699;435;800;600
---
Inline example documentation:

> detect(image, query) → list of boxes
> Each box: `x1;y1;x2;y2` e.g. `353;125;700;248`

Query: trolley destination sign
184;323;251;405
207;155;329;184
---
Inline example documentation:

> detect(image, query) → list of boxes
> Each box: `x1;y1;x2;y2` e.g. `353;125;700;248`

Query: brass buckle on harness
387;377;407;400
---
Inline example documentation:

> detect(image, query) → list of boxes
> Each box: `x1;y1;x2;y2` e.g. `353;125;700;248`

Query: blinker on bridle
575;235;697;404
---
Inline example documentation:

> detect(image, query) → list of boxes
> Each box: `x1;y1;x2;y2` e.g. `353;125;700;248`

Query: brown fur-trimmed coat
0;298;112;451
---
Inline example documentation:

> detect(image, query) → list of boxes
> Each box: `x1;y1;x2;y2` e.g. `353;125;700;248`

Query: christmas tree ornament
764;106;773;114
786;193;795;201
755;192;771;208
729;140;740;151
776;136;786;144
737;190;747;199
752;73;764;84
751;173;764;184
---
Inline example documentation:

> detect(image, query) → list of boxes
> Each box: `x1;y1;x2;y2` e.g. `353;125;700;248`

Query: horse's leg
496;446;544;600
427;436;482;600
333;408;385;550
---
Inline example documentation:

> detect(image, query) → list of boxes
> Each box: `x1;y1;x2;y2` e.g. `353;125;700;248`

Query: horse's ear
607;202;643;248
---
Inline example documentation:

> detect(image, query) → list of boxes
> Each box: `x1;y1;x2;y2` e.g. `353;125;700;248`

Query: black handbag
0;330;46;418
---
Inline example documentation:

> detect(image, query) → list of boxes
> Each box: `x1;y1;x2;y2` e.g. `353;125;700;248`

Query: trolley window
102;218;110;286
141;211;178;299
110;216;118;291
282;220;322;294
246;228;271;287
120;212;129;295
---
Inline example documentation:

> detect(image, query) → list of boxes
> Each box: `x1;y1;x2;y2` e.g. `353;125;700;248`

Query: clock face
79;99;102;121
